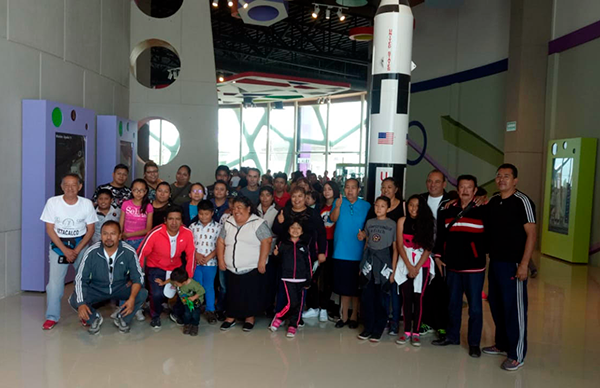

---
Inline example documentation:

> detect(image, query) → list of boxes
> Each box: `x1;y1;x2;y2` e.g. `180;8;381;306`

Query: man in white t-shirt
40;173;98;330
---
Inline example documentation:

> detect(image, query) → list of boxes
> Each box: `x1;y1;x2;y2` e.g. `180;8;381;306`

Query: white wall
130;0;218;185
411;0;510;82
552;0;600;39
0;0;130;298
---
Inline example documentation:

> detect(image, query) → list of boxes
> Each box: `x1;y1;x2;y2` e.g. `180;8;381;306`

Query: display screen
55;133;86;196
120;141;134;187
548;157;573;235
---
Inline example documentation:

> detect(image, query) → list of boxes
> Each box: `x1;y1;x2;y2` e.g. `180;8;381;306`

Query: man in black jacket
69;221;147;334
431;175;486;358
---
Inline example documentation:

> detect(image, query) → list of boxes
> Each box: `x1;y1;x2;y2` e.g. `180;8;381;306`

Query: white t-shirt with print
427;195;443;220
40;196;98;238
169;233;179;258
190;220;222;266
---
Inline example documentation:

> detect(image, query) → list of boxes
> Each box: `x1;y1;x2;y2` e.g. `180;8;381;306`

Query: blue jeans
146;267;184;319
446;270;485;346
384;285;402;331
125;238;143;250
193;265;217;312
46;246;86;321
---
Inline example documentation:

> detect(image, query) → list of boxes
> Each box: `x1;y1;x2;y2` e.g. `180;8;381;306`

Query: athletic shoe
482;346;507;356
42;320;57;331
88;314;103;335
242;322;254;332
319;309;328;322
286;327;297;338
431;338;459;346
469;346;481;358
298;319;305;328
269;318;283;332
205;311;217;325
183;324;191;335
357;330;372;340
170;313;184;327
189;325;199;336
113;314;130;333
220;320;236;331
135;309;145;321
419;324;434;336
150;317;161;330
369;333;382;343
302;308;319;319
388;328;398;336
501;358;524;371
396;333;410;345
411;335;421;347
110;305;121;319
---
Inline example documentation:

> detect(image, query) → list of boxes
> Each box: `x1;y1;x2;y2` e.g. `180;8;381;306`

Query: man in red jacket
138;207;195;330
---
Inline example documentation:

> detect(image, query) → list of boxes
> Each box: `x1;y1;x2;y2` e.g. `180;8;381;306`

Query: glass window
218;107;241;169
137;118;180;166
242;106;267;173
328;101;362;153
269;106;295;175
298;105;327;153
298;153;326;177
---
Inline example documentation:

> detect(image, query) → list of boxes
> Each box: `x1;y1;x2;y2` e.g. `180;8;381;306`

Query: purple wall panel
97;116;138;185
21;100;96;292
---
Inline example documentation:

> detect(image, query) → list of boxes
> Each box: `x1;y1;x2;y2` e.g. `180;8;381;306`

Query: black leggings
401;268;430;334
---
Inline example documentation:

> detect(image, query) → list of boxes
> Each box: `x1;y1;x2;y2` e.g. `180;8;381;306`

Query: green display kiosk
541;138;597;263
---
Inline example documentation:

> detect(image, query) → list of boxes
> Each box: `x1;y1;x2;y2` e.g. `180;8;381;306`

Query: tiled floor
1;254;599;388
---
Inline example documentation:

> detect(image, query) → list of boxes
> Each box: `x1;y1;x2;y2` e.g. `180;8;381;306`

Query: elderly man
40;173;97;330
69;221;147;334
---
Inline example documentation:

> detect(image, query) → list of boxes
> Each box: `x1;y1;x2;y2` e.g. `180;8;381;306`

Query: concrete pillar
503;0;553;214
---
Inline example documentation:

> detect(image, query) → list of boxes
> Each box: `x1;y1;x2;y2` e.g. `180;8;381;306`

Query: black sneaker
298;319;305;328
357;330;372;340
335;319;346;328
220;320;236;331
242;322;254;332
469;346;481;358
369;332;382;343
150;317;161;330
170;313;184;327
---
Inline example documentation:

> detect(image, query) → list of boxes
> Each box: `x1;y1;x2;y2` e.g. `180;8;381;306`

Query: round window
137;118;181;166
135;0;184;18
131;39;181;89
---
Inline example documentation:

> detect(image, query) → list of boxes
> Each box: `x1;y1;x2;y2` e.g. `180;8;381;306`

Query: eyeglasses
191;189;204;194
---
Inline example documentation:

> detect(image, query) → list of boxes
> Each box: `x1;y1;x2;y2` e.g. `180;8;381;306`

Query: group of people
40;160;536;371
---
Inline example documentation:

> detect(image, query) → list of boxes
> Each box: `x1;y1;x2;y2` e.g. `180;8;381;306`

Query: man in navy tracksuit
483;164;536;371
431;175;486;358
70;221;147;334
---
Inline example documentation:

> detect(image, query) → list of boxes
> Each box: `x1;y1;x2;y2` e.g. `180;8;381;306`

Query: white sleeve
40;199;55;223
85;200;99;224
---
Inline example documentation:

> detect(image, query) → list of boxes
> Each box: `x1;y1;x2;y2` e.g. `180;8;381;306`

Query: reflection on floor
0;254;599;388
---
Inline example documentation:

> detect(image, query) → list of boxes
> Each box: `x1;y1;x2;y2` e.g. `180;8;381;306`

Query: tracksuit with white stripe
486;191;536;363
70;241;148;325
434;201;487;346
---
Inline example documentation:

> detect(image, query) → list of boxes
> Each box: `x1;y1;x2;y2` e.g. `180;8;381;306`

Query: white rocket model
366;0;414;202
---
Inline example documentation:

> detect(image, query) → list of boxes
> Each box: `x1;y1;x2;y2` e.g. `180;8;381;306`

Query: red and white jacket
137;224;195;277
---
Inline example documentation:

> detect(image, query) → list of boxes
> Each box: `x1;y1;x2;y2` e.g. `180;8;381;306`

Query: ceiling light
218;76;225;82
337;8;345;21
325;7;331;20
212;0;218;7
227;0;233;7
312;5;320;19
243;2;248;8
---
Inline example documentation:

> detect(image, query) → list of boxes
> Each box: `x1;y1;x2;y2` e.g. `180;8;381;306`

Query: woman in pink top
120;179;154;250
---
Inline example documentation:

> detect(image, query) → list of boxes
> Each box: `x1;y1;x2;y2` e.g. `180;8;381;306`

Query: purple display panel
21;100;96;292
97;116;138;186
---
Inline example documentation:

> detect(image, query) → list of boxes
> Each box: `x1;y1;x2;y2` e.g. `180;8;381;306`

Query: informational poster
55;133;85;196
548;157;573;235
120;140;134;187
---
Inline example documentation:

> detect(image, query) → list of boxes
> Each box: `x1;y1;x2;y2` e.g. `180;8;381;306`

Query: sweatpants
421;263;449;331
361;281;388;336
193;265;217;312
401;268;430;334
69;286;148;325
275;280;305;328
446;270;485;346
146;267;184;319
488;261;528;363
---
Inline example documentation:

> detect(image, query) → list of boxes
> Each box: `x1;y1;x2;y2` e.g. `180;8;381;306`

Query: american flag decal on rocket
378;132;394;145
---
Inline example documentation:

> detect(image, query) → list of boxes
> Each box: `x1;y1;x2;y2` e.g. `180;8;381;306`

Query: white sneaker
319;309;328;322
110;305;121;319
135;309;145;321
302;308;319;319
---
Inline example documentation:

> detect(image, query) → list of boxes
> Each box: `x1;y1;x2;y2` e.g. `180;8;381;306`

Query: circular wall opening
130;39;181;89
137;117;181;166
134;0;184;18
